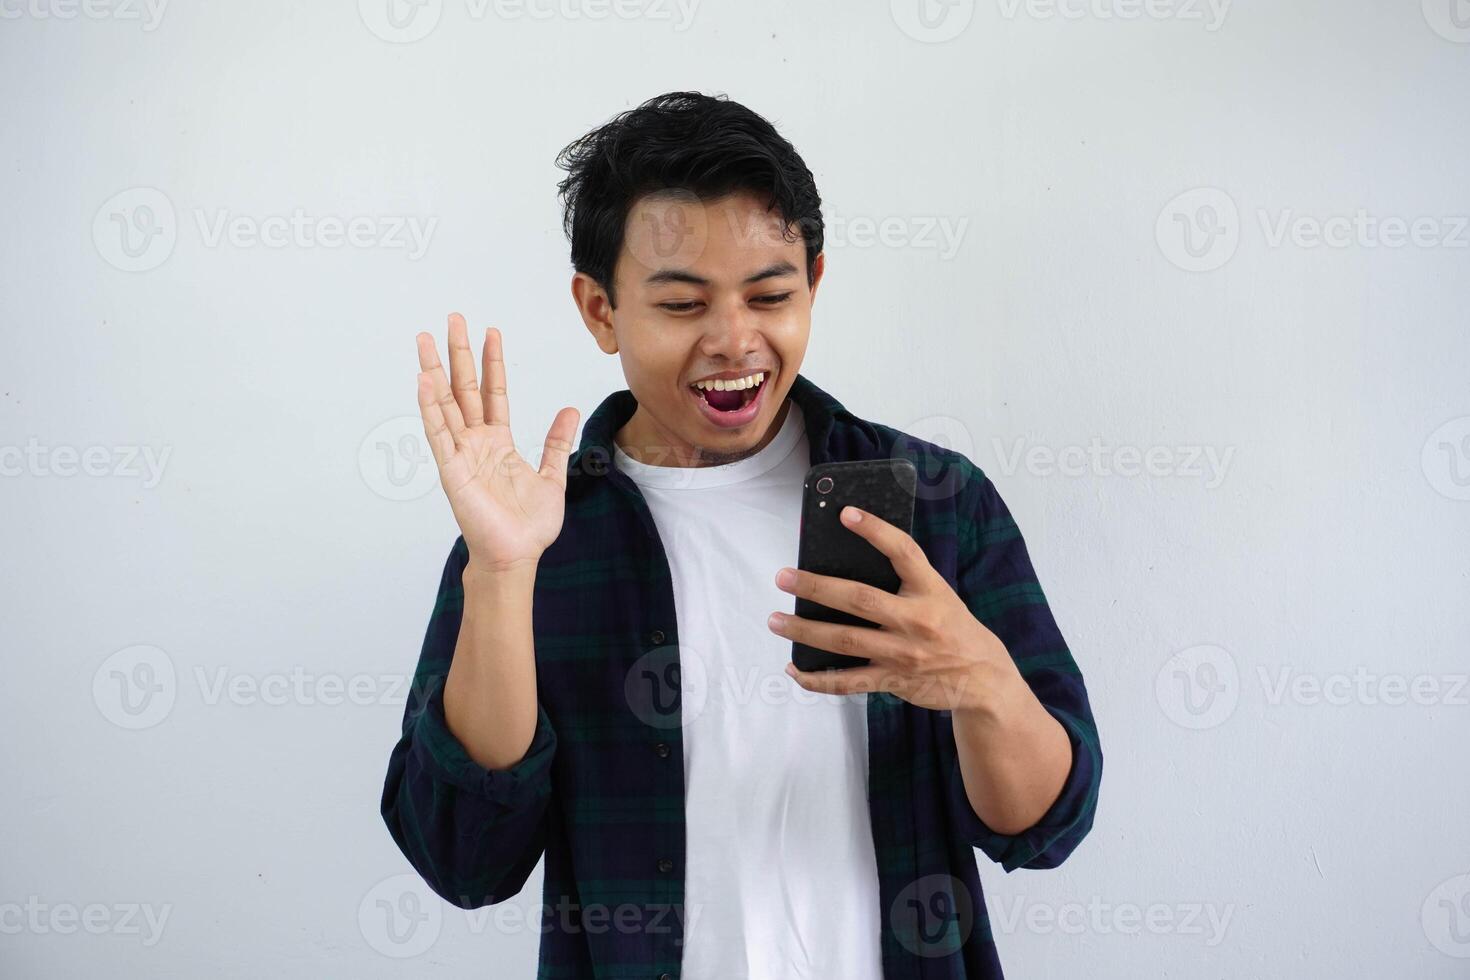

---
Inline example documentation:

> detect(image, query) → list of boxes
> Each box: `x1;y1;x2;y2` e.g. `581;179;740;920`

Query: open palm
416;313;580;572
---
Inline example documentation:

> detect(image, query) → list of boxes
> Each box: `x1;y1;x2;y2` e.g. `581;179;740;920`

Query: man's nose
698;301;761;358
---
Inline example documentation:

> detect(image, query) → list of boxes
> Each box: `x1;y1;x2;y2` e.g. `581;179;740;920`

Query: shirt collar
572;371;857;479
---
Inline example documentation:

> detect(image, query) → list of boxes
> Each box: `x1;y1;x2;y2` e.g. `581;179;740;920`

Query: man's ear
571;271;618;355
808;251;826;306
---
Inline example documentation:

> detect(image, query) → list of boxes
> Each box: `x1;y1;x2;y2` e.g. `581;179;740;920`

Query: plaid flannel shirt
380;371;1102;979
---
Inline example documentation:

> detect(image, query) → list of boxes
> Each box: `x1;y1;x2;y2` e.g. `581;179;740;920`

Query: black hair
555;91;824;309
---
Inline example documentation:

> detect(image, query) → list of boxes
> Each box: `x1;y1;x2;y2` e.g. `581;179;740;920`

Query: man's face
573;189;823;467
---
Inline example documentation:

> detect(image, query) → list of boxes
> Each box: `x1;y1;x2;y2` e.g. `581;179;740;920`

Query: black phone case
791;458;918;671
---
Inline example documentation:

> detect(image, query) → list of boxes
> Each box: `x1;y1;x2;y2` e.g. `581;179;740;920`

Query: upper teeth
693;372;765;392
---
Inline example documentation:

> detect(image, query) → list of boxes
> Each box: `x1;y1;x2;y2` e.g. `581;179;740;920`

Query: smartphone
791;458;919;671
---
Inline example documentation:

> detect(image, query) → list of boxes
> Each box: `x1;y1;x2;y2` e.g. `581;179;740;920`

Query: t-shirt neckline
613;399;805;490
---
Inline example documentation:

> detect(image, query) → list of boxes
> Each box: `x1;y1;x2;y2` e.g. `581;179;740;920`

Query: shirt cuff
410;682;558;812
950;703;1100;872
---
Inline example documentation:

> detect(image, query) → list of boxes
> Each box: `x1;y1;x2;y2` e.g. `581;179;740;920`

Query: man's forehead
621;190;804;279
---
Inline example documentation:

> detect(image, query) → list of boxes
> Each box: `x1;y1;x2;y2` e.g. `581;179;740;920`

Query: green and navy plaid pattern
381;372;1103;979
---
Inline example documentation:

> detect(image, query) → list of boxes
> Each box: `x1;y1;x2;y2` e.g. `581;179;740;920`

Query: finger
446;313;484;428
785;662;892;697
838;505;938;586
416;372;456;469
774;565;905;630
416;330;465;440
767;612;903;666
538;406;580;490
481;326;511;429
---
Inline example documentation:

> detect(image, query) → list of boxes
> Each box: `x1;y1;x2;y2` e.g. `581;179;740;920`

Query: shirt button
657;974;673;980
657;857;674;873
654;742;671;758
650;629;666;644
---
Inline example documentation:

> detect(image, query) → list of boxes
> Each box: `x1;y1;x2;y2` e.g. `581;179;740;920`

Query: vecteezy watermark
0;0;168;30
92;645;424;729
892;414;978;504
891;875;975;958
994;0;1231;31
822;210;970;260
991;437;1236;489
359;874;702;957
1422;416;1470;502
987;894;1235;946
93;645;178;730
1156;644;1240;730
92;188;438;272
357;0;699;42
1258;666;1469;708
360;416;439;501
1422;0;1470;43
1257;210;1470;251
360;874;442;958
93;188;178;272
1157;187;1470;272
193;209;436;260
1423;874;1470;958
624;650;972;728
0;439;171;488
891;0;976;43
624;645;710;729
1156;188;1241;273
0;898;172;946
1158;644;1469;730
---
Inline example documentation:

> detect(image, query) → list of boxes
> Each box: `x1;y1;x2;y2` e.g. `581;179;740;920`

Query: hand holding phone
790;459;919;671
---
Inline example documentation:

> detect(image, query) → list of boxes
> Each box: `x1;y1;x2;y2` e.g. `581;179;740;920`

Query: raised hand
416;313;580;573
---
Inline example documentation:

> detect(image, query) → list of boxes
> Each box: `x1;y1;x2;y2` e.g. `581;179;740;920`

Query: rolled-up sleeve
939;470;1103;872
380;536;557;907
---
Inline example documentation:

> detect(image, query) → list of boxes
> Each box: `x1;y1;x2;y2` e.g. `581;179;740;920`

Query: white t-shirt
613;398;884;980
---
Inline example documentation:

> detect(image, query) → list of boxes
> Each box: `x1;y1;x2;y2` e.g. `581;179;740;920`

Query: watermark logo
359;874;442;958
891;874;975;957
1423;874;1470;958
1156;187;1240;273
93;187;177;273
1423;0;1470;43
623;188;711;275
1156;644;1238;729
894;415;977;503
624;644;709;728
891;0;975;42
92;645;177;730
358;0;442;41
1422;416;1470;501
360;416;439;501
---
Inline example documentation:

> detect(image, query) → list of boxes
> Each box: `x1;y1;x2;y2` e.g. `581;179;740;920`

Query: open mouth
688;372;767;414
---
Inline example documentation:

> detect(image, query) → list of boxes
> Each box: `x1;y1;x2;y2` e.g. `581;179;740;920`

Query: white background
2;0;1469;976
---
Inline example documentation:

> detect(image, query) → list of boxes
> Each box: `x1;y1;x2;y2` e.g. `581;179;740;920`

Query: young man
381;91;1102;979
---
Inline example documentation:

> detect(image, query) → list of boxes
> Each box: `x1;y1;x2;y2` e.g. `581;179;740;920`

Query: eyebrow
643;260;800;287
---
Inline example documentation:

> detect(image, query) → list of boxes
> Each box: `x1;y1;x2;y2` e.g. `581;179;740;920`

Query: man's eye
659;301;701;312
754;292;794;305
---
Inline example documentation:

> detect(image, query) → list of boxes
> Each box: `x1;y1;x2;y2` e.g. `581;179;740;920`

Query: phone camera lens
815;476;834;494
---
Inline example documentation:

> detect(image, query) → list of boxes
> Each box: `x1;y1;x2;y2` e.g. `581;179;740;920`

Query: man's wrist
463;557;539;597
